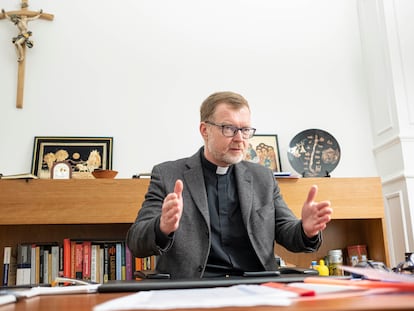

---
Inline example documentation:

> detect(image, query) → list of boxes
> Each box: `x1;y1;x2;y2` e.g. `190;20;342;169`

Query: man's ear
200;123;208;138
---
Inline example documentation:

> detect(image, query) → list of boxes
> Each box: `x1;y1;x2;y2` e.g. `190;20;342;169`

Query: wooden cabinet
0;177;389;280
273;177;389;268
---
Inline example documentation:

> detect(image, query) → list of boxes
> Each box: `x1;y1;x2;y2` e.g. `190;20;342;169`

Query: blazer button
198;265;203;272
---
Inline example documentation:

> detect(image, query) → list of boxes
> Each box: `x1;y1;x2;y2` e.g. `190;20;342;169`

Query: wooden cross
0;0;53;109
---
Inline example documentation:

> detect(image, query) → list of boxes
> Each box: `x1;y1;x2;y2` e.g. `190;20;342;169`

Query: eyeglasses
205;121;256;139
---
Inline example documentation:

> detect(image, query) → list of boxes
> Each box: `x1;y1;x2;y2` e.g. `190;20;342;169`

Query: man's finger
305;185;318;204
174;179;183;199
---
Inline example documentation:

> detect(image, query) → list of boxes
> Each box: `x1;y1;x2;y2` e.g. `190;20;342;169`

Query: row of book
2;239;156;286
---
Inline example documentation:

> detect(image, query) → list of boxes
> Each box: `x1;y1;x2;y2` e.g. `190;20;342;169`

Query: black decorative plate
287;129;340;177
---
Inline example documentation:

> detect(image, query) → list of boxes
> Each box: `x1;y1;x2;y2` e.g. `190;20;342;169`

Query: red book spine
63;239;71;278
108;244;116;281
82;241;92;281
70;242;76;279
74;243;83;279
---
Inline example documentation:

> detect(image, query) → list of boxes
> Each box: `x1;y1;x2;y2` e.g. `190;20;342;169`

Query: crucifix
0;0;53;109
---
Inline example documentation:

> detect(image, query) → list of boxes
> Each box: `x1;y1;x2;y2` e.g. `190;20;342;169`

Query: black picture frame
244;134;282;173
31;136;113;179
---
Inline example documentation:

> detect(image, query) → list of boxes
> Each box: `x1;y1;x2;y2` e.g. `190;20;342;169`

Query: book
99;245;104;283
74;242;83;279
16;244;31;285
2;246;16;286
273;172;301;178
108;244;116;281
30;245;37;285
70;241;76;279
43;248;49;284
82;241;92;281
51;245;60;281
63;238;71;278
115;242;122;281
134;257;142;278
90;244;99;283
59;244;64;277
103;244;109;283
0;173;38;180
120;243;126;281
3;246;11;286
125;245;133;281
273;172;291;177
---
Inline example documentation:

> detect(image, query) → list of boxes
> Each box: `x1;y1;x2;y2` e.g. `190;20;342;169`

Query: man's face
201;103;252;167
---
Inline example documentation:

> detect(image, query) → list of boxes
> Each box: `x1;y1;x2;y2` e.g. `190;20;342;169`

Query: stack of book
2;239;156;286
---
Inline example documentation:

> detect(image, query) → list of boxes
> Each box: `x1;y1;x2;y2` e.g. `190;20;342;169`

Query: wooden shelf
275;177;389;267
0;179;149;224
276;177;386;219
0;177;389;278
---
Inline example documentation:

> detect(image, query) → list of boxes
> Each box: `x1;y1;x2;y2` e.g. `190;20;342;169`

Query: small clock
51;161;72;179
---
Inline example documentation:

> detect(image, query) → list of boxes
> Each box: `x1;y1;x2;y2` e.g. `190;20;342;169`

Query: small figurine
2;8;42;62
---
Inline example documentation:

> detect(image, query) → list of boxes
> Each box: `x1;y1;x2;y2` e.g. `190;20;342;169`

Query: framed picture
31;136;113;179
244;134;282;173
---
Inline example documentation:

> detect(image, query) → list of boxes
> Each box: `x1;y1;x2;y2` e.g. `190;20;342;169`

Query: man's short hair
200;91;250;122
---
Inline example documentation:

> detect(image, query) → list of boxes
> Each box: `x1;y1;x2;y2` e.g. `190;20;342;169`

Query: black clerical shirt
201;154;263;276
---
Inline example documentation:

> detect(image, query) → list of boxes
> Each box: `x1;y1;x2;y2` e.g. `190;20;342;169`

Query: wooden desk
1;292;413;311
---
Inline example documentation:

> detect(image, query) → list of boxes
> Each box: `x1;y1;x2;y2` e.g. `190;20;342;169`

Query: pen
52;277;98;287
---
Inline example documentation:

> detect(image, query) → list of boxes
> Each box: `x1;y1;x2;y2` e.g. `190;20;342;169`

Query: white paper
339;265;414;283
0;294;16;306
7;284;100;299
93;285;295;311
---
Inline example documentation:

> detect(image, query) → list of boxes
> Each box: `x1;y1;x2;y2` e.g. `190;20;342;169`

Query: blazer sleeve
273;178;322;252
126;165;174;258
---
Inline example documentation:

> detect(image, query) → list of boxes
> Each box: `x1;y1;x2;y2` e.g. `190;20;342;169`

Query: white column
357;0;414;267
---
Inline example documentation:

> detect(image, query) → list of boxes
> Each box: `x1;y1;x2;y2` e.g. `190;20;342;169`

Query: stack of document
0;294;16;307
94;285;296;310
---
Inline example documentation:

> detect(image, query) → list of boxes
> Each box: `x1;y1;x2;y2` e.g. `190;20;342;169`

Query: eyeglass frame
204;121;256;139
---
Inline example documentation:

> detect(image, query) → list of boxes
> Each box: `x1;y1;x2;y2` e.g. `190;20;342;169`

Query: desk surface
1;292;414;311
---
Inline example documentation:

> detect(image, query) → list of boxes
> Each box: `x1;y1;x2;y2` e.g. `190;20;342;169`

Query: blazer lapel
235;163;254;224
183;152;210;226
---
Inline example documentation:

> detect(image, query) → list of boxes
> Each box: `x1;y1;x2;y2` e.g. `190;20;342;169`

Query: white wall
0;0;377;179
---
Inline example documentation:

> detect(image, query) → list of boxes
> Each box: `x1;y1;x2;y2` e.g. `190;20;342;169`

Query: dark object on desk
278;267;319;275
98;274;313;293
243;271;280;277
134;270;171;279
393;252;414;274
243;268;318;277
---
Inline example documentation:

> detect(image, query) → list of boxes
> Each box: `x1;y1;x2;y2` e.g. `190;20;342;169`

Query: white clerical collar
216;166;229;175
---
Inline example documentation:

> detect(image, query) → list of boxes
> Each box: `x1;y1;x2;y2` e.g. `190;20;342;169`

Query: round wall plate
287;129;340;177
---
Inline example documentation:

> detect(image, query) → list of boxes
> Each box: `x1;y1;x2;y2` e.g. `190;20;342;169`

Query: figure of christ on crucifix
0;0;53;108
2;8;43;62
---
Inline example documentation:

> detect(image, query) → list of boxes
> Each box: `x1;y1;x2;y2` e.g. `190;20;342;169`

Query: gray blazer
126;148;321;279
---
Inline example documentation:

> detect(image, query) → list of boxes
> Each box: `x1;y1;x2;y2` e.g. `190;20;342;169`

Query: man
126;91;332;279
